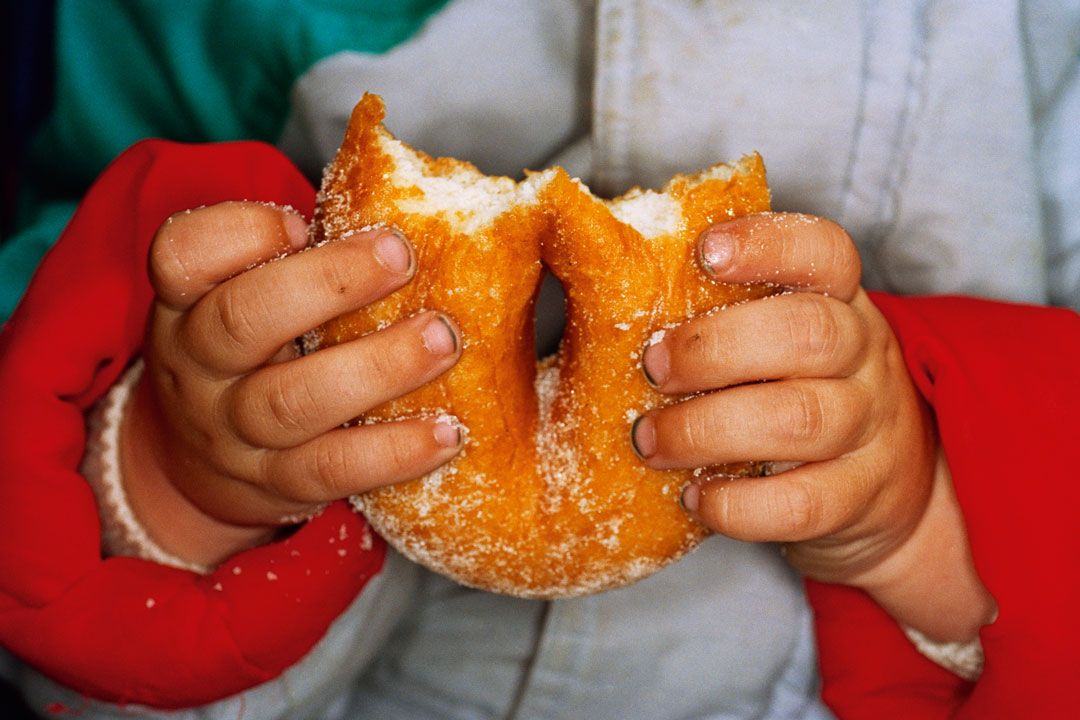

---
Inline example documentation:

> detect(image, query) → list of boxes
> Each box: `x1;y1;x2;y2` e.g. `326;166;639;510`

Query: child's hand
632;213;995;642
120;202;463;567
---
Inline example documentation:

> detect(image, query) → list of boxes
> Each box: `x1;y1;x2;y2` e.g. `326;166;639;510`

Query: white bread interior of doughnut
379;129;550;234
309;94;774;598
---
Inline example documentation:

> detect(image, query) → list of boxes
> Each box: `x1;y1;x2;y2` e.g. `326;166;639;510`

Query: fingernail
283;212;310;251
630;415;657;459
374;229;413;274
432;418;462;447
765;461;804;475
421;315;457;356
680;482;701;513
700;229;735;275
642;341;670;388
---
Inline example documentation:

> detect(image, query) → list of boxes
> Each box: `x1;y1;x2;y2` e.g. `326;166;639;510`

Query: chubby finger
631;379;871;470
151;202;309;310
183;227;415;374
263;416;464;503
698;213;862;301
228;312;460;448
642;292;867;393
680;456;870;542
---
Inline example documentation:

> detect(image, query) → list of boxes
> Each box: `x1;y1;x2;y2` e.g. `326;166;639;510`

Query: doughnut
306;94;775;598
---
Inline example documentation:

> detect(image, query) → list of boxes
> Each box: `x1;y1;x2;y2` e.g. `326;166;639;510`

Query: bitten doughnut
307;94;775;598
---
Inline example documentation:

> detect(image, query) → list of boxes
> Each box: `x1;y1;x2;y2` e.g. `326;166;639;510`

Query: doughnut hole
535;269;568;359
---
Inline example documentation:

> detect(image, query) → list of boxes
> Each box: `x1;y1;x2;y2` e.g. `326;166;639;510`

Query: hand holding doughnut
633;214;928;580
636;213;995;641
120;202;463;568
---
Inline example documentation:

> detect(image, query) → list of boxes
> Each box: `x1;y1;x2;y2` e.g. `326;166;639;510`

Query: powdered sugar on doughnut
308;94;775;598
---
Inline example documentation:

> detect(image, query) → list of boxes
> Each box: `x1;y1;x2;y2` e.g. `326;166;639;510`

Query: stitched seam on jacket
592;0;638;196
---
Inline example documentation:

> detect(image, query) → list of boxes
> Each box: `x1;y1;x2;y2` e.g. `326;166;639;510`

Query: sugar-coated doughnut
307;94;774;598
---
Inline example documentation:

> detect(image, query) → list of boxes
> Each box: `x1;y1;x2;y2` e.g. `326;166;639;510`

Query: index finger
150;201;309;310
697;213;862;302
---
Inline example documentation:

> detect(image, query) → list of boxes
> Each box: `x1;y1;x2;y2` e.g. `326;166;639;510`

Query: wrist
117;366;278;569
82;360;211;572
851;445;997;643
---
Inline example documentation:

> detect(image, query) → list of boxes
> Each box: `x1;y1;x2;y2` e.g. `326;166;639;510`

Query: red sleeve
0;140;387;708
808;293;1080;719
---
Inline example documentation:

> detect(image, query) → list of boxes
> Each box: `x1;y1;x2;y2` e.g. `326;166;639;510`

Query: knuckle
841;383;875;449
256;450;309;503
149;220;193;295
264;372;320;437
700;478;823;542
835;302;870;370
820;220;862;292
360;340;401;383
775;385;827;443
312;439;355;496
271;473;325;506
214;284;263;352
770;481;822;539
785;296;842;362
352;325;437;398
381;430;420;473
679;401;727;458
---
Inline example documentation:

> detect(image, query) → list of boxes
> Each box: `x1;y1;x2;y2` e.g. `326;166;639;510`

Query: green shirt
2;0;447;323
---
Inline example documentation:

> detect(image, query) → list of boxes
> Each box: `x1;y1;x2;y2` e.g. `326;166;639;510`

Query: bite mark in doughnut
307;94;775;598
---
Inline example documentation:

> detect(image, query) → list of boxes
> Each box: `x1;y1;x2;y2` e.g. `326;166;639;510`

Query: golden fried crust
308;94;774;598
